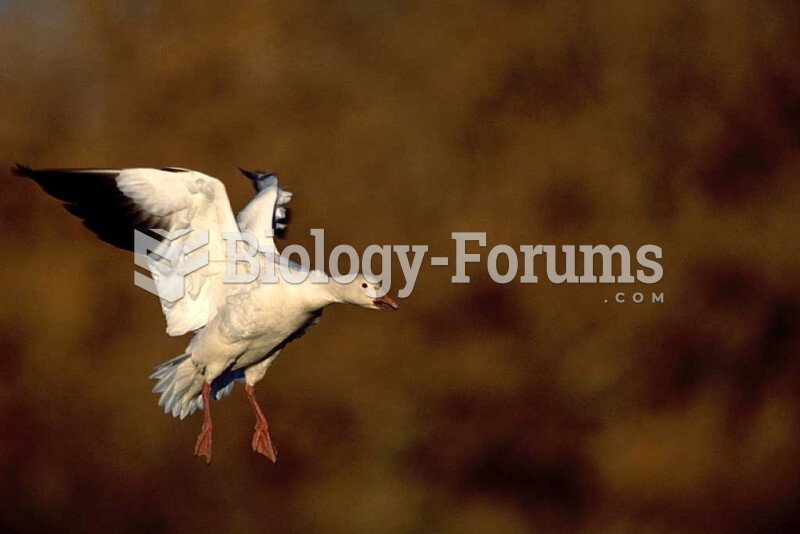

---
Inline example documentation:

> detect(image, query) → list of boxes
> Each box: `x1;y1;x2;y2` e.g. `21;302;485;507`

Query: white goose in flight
15;164;398;464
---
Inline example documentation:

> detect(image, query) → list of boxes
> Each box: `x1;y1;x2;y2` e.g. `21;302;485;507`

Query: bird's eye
362;283;368;288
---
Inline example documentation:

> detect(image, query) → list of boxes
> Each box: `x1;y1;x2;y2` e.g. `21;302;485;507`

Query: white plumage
16;164;398;463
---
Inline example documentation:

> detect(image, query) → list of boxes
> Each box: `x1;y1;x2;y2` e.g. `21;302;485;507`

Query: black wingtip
238;167;260;181
239;167;278;180
12;163;33;177
239;167;280;192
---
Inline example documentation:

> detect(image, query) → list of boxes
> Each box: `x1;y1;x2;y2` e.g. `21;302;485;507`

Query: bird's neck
301;275;347;311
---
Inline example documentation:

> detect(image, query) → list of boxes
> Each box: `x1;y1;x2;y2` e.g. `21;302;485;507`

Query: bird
13;164;399;464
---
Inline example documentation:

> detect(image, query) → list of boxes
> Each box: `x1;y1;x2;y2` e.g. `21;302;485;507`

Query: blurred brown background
1;1;799;532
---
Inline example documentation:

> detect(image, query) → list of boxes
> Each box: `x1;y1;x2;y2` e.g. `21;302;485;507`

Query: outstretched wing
15;164;240;336
236;168;292;255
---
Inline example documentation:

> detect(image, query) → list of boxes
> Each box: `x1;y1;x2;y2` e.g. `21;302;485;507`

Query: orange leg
245;384;278;463
194;382;213;464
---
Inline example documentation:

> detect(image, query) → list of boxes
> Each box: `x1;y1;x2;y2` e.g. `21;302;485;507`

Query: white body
17;165;392;420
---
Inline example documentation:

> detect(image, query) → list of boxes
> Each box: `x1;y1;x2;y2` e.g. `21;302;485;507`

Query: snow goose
14;164;398;464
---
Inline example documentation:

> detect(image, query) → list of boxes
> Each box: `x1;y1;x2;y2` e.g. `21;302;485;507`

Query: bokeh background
1;1;799;532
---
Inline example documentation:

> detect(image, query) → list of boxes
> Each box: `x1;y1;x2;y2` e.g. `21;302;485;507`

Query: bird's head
336;274;399;311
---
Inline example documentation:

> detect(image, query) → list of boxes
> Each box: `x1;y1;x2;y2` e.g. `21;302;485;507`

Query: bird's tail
150;352;241;419
150;353;205;420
